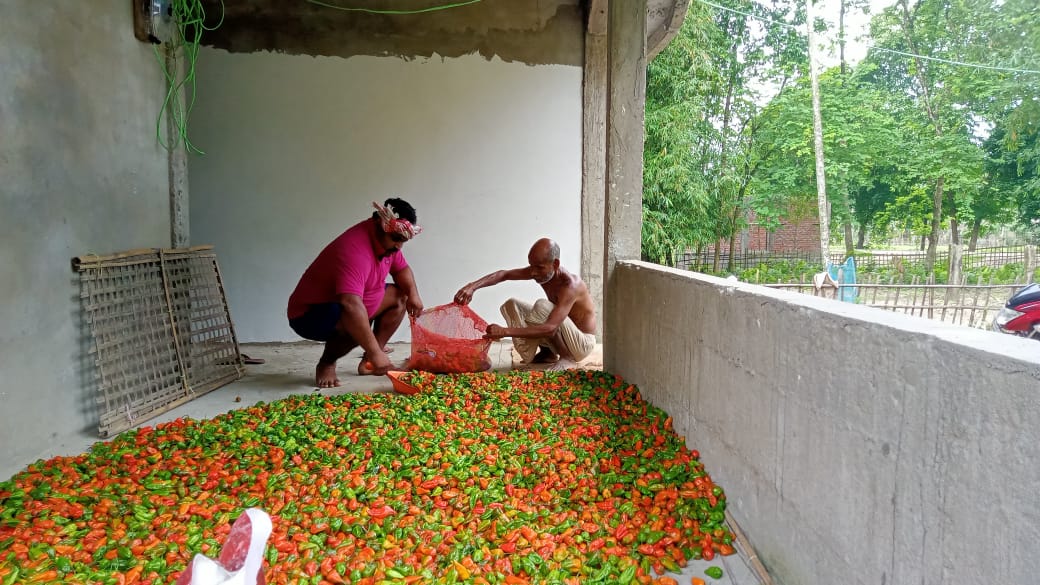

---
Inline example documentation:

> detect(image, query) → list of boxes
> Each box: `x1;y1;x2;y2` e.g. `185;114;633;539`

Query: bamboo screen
73;246;243;437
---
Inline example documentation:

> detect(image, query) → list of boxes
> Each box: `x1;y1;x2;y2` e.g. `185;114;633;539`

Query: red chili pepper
367;505;395;519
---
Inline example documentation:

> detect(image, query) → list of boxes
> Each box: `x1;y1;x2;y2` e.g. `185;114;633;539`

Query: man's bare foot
316;362;340;388
382;345;394;355
531;347;559;364
547;358;578;372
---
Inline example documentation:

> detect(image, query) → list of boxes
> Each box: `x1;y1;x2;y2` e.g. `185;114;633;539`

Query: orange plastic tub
386;371;420;395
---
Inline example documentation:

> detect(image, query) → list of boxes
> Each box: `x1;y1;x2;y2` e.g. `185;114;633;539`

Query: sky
734;0;899;106
814;0;898;68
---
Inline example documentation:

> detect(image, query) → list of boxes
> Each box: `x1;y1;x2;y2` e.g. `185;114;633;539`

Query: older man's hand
484;324;506;340
454;286;474;306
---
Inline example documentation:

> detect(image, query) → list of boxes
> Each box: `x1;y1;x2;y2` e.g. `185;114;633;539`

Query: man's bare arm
390;266;424;318
337;293;388;370
454;268;530;305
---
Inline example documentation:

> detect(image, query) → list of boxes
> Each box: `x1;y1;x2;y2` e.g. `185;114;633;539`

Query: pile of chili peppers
0;370;733;584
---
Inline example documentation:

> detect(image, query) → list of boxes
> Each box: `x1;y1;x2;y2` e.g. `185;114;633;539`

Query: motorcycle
993;283;1040;340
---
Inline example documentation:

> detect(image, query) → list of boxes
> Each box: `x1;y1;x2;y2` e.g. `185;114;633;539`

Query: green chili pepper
705;566;724;579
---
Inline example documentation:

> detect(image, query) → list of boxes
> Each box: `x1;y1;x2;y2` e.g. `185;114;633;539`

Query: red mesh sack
406;303;492;374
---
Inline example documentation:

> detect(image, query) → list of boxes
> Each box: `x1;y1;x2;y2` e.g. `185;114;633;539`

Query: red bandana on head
372;201;422;240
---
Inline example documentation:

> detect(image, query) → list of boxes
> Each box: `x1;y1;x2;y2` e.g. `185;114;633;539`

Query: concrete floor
42;341;765;585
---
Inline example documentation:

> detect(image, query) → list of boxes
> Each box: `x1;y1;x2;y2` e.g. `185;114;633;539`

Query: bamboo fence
764;274;1025;330
676;246;1029;274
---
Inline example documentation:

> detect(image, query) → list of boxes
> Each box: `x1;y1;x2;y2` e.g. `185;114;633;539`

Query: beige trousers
500;298;596;363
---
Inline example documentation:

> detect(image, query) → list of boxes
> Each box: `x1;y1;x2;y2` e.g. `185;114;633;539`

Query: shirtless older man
453;238;596;371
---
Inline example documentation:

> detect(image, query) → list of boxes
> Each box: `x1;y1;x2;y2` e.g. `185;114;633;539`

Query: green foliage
728;256;1039;286
859;259;948;284
750;65;906;235
642;4;716;264
962;263;1036;285
643;0;1038;268
732;260;819;283
987;122;1040;233
643;0;807;265
861;0;1038;258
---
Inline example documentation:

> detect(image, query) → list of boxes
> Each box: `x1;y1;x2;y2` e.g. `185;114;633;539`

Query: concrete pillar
166;47;190;248
603;0;647;366
582;29;608;340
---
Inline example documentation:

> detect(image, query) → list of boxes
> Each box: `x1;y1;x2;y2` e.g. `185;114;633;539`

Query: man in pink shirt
288;198;424;387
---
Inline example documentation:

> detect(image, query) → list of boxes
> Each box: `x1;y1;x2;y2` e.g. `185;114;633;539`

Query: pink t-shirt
287;219;408;319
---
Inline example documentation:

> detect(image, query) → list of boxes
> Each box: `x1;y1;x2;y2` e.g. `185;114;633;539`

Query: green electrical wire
306;0;482;15
155;0;226;154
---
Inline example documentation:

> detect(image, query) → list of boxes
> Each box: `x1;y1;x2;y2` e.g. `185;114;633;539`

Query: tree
987;121;1040;239
750;66;904;250
642;2;718;265
851;164;899;247
866;0;1039;269
642;0;807;269
646;0;1037;266
805;0;830;265
835;0;870;254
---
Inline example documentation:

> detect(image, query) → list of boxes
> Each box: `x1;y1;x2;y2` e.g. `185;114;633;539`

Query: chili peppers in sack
406;303;492;373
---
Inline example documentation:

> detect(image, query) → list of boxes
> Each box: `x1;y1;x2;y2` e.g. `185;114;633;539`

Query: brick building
679;211;822;270
745;214;821;253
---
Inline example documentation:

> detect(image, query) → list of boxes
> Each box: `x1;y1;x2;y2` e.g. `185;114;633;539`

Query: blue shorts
289;303;343;342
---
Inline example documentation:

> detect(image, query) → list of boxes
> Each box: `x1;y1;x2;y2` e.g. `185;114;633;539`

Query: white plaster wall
608;261;1040;585
0;2;170;478
189;50;582;343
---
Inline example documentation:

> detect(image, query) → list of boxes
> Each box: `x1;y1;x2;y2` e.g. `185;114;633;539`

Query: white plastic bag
174;508;273;585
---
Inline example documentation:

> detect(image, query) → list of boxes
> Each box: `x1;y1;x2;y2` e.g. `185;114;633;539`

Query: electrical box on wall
133;0;175;44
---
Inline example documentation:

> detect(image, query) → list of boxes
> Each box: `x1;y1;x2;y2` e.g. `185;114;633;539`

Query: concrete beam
647;0;690;59
196;0;585;66
587;0;608;36
603;0;646;358
581;32;608;340
165;47;190;248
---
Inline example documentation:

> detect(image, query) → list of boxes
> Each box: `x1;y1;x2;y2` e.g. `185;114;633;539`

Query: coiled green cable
155;0;225;154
